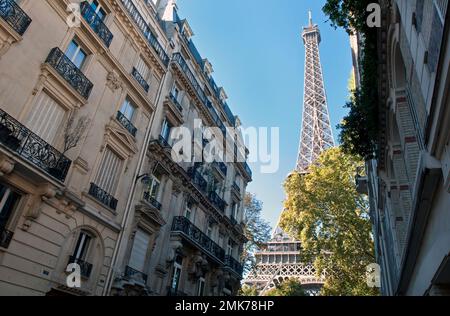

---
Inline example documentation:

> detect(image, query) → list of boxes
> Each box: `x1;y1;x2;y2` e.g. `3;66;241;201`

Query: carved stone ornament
106;71;123;91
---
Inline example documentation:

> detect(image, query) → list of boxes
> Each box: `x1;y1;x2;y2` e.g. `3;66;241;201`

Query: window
185;204;194;222
0;183;21;230
147;174;161;201
197;277;206;296
129;229;151;273
119;98;136;121
161;119;173;144
65;40;87;69
227;239;233;256
206;223;213;239
27;92;66;144
73;231;92;261
135;55;151;82
90;0;107;20
231;203;238;220
171;85;180;101
171;255;183;292
94;147;123;195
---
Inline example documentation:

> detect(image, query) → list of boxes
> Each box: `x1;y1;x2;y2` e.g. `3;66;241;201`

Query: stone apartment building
0;0;249;296
357;0;450;295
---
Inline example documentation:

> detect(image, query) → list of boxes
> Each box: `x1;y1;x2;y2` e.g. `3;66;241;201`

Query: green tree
265;279;307;297
239;285;259;296
242;193;272;276
280;148;379;296
322;0;380;160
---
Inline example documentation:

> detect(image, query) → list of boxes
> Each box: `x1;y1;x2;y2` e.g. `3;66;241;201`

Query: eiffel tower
244;12;333;295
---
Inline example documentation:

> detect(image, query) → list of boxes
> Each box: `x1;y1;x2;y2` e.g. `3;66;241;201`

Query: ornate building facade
360;0;450;296
0;0;249;296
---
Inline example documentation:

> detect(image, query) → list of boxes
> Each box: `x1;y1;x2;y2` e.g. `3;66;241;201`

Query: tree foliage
265;279;307;297
280;148;378;296
239;285;259;297
323;0;380;160
242;193;272;276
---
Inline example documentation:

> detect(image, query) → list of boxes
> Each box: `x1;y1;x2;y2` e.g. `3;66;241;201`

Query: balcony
143;191;162;211
120;0;169;66
88;183;118;210
208;191;226;213
224;255;243;277
0;226;13;248
45;47;93;100
125;265;148;283
212;161;227;177
169;93;183;113
232;183;240;195
80;1;113;47
0;0;32;36
67;256;93;278
131;67;150;93
172;216;225;263
0;109;72;182
188;168;207;192
172;53;207;104
116;111;137;137
243;162;252;180
167;287;188;297
158;135;172;149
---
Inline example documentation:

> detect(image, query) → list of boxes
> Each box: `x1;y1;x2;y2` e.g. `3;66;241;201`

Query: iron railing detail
172;216;225;263
80;1;113;47
125;265;148;283
131;67;150;93
116;111;137;137
0;109;72;182
120;0;169;66
224;255;243;276
88;183;118;210
67;256;93;278
143;191;162;210
0;0;32;36
45;47;94;99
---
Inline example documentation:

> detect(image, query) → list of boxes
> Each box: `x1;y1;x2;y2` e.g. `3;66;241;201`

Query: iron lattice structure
296;12;334;173
244;13;333;295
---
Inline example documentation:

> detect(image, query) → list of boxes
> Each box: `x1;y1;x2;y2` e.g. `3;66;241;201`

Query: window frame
65;39;88;69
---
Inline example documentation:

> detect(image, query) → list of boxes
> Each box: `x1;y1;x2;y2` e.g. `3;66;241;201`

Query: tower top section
302;11;321;44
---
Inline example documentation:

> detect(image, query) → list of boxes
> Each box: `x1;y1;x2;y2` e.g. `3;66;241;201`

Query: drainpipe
102;67;170;296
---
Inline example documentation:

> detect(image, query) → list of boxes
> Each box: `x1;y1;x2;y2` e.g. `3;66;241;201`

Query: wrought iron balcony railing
0;109;72;182
131;67;150;93
125;265;148;283
88;183;118;210
172;216;225;263
120;0;169;66
169;93;183;113
243;162;252;179
224;255;243;277
0;226;13;249
188;168;207;193
158;135;172;149
116;111;137;137
45;47;94;99
0;0;32;36
143;191;162;211
67;256;93;278
208;191;226;213
232;183;241;194
212;161;227;176
80;1;113;47
172;53;207;104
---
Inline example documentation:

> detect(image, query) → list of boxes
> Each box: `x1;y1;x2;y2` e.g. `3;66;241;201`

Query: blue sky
178;0;352;229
